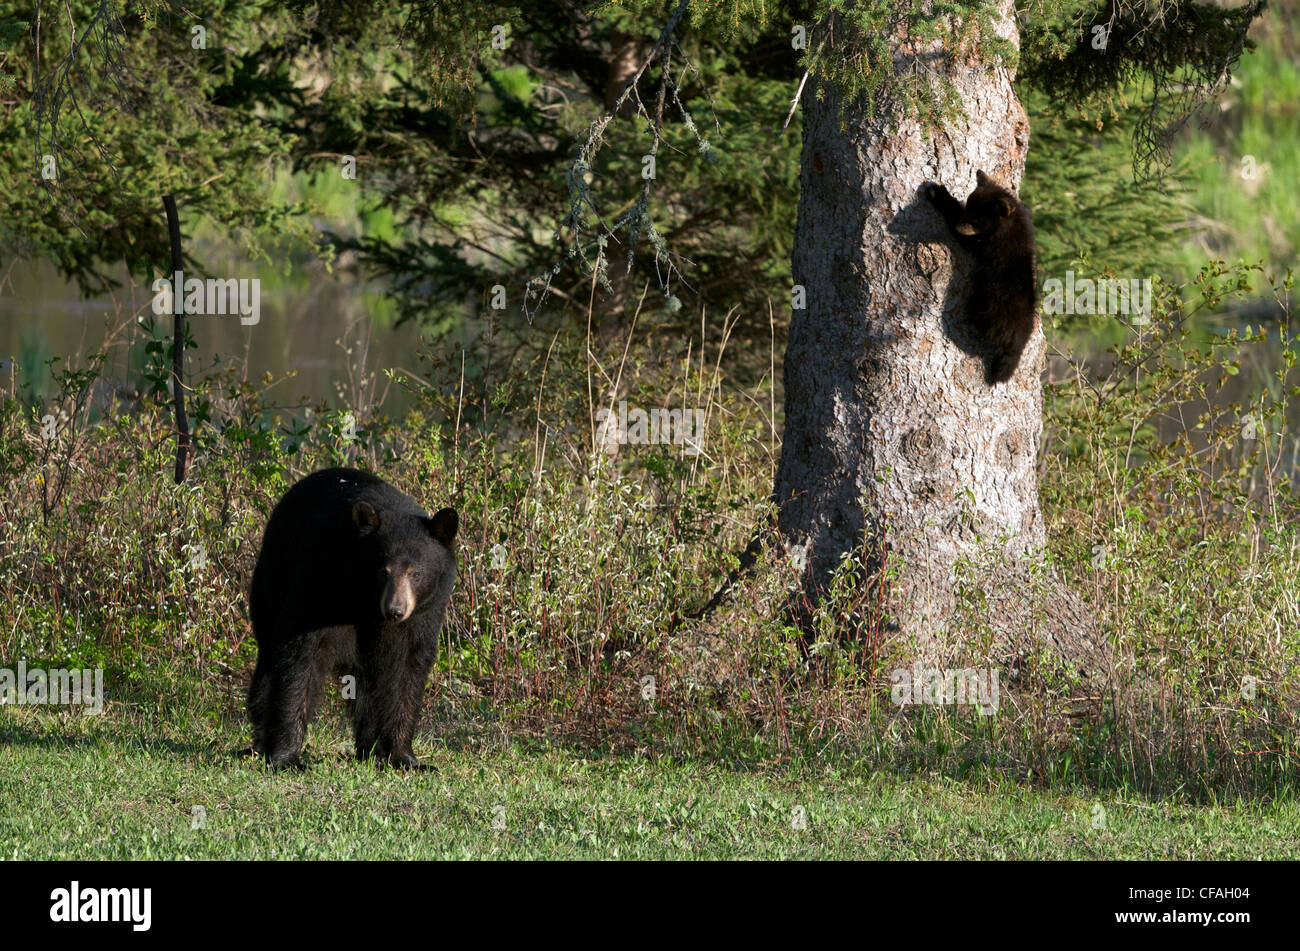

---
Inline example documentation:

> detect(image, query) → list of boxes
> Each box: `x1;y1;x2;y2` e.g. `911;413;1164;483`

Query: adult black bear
247;467;457;768
923;170;1037;385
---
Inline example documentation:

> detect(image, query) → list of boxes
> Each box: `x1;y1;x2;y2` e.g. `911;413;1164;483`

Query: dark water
0;257;426;418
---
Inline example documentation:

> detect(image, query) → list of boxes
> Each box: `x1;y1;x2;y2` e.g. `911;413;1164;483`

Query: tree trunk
775;4;1098;667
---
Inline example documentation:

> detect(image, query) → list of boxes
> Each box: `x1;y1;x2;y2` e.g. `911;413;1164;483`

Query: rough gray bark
775;5;1094;663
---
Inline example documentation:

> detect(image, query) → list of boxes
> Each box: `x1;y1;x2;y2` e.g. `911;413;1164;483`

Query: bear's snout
381;572;417;622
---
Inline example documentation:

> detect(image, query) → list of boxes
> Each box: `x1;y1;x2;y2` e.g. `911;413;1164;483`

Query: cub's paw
921;181;948;204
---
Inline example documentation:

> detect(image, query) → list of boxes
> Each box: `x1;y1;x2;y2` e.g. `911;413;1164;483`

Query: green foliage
0;1;321;293
1019;0;1265;179
0;0;1269;364
804;0;1012;128
1021;84;1192;336
402;0;519;117
1040;261;1299;795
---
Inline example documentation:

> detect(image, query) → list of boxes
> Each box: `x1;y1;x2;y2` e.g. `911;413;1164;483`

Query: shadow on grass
0;715;213;760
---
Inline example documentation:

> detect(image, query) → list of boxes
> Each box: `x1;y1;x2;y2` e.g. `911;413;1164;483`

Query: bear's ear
352;501;381;535
425;507;458;548
975;169;989;186
995;195;1015;218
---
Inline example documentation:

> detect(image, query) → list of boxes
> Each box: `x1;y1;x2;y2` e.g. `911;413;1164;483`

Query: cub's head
954;169;1020;238
352;502;458;623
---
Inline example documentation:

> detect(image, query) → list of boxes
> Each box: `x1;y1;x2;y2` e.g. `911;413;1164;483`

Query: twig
162;194;190;484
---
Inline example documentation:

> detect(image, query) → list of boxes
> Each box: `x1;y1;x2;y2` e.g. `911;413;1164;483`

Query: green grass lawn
3;708;1296;860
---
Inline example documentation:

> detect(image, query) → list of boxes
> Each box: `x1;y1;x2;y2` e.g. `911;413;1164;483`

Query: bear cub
247;467;457;769
923;170;1037;385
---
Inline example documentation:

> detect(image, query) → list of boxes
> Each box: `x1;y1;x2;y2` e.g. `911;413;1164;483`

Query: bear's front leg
389;625;439;768
353;621;436;768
